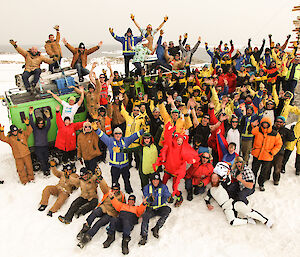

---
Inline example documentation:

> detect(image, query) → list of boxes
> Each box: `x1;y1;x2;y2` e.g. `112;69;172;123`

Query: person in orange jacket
103;191;147;255
251;117;283;191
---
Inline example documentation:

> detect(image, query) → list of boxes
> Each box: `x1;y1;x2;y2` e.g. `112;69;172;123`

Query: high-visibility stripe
148;185;166;209
137;131;141;137
111;139;127;165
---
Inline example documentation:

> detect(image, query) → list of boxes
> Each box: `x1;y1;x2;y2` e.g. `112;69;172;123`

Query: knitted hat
112;182;120;190
126;28;132;34
276;116;286;123
10;125;18;132
83;121;92;133
150;173;160;181
78;42;85;49
128;195;136;201
171;109;180;114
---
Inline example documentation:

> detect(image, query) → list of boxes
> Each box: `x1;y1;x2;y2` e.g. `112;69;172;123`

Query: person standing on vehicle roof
109;27;143;77
45;25;62;73
62;38;102;82
9;39;56;93
29;106;51;176
47;89;84;123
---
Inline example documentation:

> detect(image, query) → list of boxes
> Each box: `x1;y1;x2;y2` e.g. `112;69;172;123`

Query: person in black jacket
271;116;295;185
145;97;164;138
168;33;187;57
248;38;265;63
29;106;51;175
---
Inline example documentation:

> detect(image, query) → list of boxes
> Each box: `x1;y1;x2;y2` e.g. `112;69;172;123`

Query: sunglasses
100;76;105;79
38;122;44;125
267;103;274;105
114;132;122;135
276;120;283;123
133;109;139;112
84;126;91;129
202;156;210;159
232;121;238;123
236;161;243;163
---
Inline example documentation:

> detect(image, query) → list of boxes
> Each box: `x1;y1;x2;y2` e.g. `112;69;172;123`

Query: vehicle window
34;106;53;120
19;111;26;123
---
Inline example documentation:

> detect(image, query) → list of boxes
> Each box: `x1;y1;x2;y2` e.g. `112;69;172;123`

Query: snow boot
103;233;115;248
0;180;4;184
138;236;147;245
174;193;183;207
38;205;47;211
187;189;193;201
77;233;92;249
122;237;130;255
151;225;160;238
58;215;71;224
77;223;91;240
47;211;53;217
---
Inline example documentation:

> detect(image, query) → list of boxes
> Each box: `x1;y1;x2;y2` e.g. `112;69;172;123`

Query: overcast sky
1;0;298;48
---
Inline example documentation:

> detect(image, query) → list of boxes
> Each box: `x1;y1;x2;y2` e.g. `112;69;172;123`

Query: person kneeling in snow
103;192;147;255
76;179;126;249
138;173;172;246
38;161;79;217
205;173;273;228
58;167;102;224
185;152;214;201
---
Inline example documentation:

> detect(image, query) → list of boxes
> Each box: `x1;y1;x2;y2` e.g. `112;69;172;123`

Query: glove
164;16;168;22
0;124;4;132
263;39;266;44
49;160;57;167
205;42;208;46
148;194;155;203
102;69;107;74
144;116;151;126
130;14;135;21
44;109;51;118
167;196;174;203
53;25;59;31
230;40;233;45
184;33;188;38
198;181;204;187
220;40;223;45
113;146;120;153
287;34;291;39
268;34;272;38
109;27;113;34
9;39;17;47
24;118;29;125
91;122;98;130
119;87;125;94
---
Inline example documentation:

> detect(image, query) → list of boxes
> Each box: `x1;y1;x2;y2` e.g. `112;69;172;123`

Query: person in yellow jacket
210;85;234;118
281;106;300;175
157;91;192;145
120;95;146;168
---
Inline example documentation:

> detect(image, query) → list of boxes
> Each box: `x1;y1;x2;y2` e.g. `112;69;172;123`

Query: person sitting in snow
205;173;273;228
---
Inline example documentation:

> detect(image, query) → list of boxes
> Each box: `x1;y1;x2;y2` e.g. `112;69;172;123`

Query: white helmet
213;162;231;181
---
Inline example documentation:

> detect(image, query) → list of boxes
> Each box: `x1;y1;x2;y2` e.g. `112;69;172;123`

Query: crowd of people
1;15;300;255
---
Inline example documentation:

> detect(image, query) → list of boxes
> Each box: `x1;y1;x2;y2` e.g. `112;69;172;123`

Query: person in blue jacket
29;106;51;176
109;27;143;77
138;173;172;246
94;124;144;194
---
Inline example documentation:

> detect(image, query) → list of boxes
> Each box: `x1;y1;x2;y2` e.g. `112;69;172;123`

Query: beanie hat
80;167;88;176
10;125;18;132
88;83;95;90
111;182;120;190
98;106;106;113
276;116;286;123
150;173;160;181
78;42;85;49
126;28;132;34
128;195;136;201
113;127;123;134
171;109;180;114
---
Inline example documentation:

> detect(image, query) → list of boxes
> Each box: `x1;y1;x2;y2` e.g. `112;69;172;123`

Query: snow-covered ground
0;55;299;257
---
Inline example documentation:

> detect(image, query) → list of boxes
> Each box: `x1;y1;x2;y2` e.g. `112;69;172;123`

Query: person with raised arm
45;25;62;73
62;38;102;82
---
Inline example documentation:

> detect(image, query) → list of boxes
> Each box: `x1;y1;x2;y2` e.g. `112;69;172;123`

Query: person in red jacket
185;152;214;201
103;191;147;255
225;66;237;93
55;105;84;163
